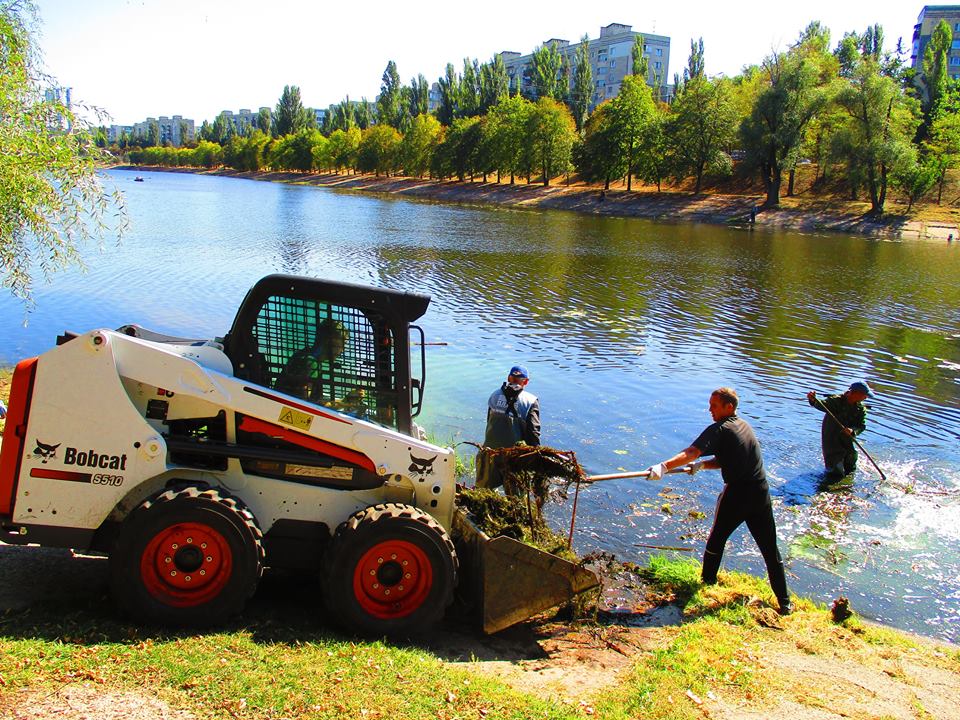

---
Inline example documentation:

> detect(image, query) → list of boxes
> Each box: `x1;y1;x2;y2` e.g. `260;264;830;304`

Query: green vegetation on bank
116;21;960;217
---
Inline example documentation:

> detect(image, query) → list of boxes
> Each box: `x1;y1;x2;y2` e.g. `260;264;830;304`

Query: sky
32;0;923;127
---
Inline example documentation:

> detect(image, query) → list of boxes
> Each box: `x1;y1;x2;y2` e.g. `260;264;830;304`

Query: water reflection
1;169;958;642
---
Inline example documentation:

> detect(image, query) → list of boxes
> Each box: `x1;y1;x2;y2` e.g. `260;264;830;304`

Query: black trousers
702;485;789;603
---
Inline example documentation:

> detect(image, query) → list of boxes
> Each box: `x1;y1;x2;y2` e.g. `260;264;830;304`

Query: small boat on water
134;176;144;182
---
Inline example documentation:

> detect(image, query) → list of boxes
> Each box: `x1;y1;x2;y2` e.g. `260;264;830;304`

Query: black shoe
777;599;792;616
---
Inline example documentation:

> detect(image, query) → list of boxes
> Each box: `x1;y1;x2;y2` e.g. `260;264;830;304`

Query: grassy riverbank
120;164;960;242
1;377;959;719
0;552;957;720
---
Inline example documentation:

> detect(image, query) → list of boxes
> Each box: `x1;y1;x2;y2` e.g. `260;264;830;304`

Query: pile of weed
455;486;574;559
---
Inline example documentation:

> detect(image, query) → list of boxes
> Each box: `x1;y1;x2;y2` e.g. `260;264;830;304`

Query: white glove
647;462;666;481
687;460;705;475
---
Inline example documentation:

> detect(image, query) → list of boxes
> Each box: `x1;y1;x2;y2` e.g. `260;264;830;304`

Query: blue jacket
484;383;541;448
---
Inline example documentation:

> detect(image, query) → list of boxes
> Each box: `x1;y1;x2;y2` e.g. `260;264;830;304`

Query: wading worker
475;365;541;490
646;387;791;615
807;382;870;477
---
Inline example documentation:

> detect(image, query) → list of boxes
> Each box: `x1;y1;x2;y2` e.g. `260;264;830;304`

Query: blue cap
848;381;871;396
509;365;529;379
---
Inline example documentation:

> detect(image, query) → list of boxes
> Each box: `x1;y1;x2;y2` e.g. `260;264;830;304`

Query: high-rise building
912;5;960;82
500;23;671;107
44;86;72;130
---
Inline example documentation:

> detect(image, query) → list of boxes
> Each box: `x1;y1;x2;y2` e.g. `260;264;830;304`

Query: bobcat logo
32;440;61;464
408;453;436;479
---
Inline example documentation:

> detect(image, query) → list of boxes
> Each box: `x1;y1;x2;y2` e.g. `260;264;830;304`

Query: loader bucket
453;508;599;634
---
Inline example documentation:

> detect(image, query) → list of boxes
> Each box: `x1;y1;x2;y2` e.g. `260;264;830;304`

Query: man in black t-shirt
646;387;791;615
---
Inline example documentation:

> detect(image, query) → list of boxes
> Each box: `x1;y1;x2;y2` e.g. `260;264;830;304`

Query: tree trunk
787;168;795;197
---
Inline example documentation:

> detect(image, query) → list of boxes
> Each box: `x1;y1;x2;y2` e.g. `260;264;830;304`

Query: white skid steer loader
0;275;596;635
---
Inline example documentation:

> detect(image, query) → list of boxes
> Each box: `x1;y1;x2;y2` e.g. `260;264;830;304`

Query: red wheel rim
352;539;433;619
140;522;233;607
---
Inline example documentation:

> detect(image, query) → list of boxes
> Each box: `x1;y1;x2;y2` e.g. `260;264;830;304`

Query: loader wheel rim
140;522;233;607
352;539;433;619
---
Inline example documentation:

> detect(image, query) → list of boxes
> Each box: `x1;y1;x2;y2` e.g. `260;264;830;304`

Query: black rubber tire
322;503;457;637
109;487;264;627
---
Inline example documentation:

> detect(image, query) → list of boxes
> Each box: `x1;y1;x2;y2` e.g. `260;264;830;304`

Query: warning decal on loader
278;407;313;431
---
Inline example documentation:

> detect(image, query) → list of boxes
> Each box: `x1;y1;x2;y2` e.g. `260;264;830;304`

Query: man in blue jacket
476;365;541;491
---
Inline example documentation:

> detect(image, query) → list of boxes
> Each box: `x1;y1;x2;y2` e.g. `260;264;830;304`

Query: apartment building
108;115;195;146
912;5;960;82
500;23;671;107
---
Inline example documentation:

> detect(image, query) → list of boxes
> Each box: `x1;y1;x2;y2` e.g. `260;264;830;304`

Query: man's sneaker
777;599;793;616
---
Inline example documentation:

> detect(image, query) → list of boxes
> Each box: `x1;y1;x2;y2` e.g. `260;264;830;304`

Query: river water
2;169;959;643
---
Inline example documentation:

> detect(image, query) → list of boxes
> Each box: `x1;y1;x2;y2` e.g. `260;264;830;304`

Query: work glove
687;460;705;475
647;462;666;481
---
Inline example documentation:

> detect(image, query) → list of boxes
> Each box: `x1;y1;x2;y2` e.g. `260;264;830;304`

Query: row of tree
126;21;960;215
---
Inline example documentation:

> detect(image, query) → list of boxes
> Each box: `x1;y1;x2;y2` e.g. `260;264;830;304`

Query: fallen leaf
685;689;703;705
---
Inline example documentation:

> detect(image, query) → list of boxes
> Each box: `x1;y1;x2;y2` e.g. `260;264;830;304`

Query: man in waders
476;365;541;492
807;382;870;477
646;387;791;614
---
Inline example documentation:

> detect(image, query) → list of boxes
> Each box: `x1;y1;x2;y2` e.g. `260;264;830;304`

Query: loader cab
223;275;430;437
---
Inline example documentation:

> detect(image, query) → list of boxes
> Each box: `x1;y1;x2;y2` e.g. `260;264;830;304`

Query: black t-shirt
692;415;768;492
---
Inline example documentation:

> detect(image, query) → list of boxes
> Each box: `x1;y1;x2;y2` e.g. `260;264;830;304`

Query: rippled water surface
3;169;959;642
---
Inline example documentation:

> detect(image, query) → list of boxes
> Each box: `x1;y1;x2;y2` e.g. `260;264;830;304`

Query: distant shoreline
114;166;958;242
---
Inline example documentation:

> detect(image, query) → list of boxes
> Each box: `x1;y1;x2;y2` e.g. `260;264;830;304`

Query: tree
920;20;952;128
526;97;576;186
570;35;593;134
460;58;481;117
610;75;656;190
635;102;669;192
376;60;403;129
893;155;937;212
437;63;459;125
432;116;482;181
479;55;509;114
409;74;430;119
531;42;568;101
357;124;401;176
832;51;920;214
255;107;272;136
669;74;738;193
925;87;960;203
576;101;626;189
740;29;833;206
400;113;442;178
483;95;533;183
630;34;648;79
1;1;126;300
355;98;372;130
273;85;312;136
326;127;361;173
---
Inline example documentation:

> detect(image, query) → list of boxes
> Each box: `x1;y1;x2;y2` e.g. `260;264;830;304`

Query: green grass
0;603;577;720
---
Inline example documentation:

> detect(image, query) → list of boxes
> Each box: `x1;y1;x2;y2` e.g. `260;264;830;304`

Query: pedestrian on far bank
807;382;870;477
645;387;791;614
475;365;541;490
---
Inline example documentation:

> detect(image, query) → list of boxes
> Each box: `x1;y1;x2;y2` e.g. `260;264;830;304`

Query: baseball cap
509;365;529;379
848;381;872;396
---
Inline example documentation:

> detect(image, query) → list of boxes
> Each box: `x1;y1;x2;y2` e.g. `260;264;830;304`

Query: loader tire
323;503;457;636
110;487;264;627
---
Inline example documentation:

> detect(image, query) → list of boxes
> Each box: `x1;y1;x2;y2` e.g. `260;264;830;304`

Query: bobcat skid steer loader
0;275;596;635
